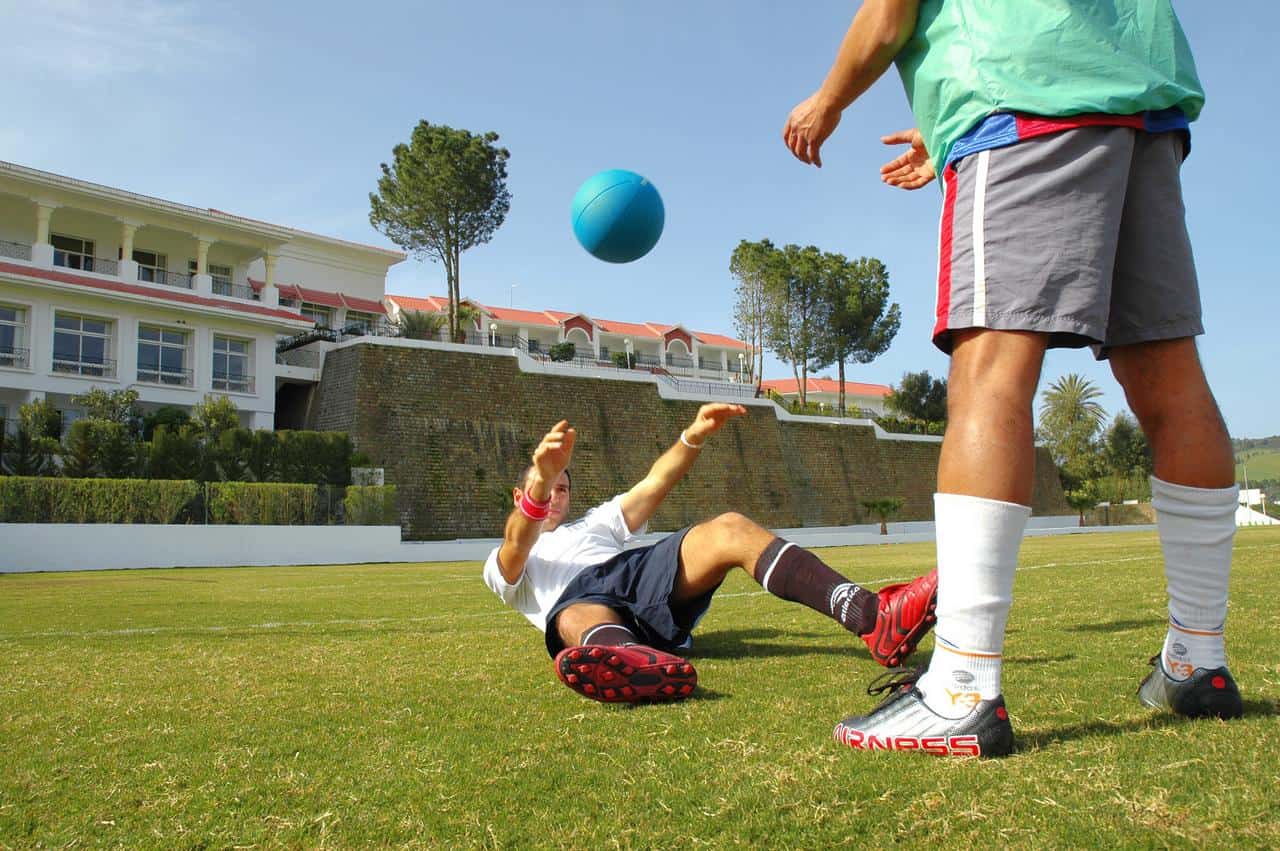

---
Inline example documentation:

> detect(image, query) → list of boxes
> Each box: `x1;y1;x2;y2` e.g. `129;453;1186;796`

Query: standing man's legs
916;329;1046;717
1110;338;1242;718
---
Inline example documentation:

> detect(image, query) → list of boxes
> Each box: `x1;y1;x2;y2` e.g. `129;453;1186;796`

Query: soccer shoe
554;643;697;703
1137;656;1243;720
833;667;1014;758
862;569;939;667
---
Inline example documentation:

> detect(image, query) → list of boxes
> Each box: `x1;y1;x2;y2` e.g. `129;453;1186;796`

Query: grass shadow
1067;618;1162;633
1005;654;1076;665
1243;698;1279;716
687;628;859;661
1016;714;1180;752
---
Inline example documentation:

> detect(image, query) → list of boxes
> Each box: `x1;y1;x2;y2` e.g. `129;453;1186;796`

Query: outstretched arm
782;0;920;167
496;420;575;585
620;403;747;533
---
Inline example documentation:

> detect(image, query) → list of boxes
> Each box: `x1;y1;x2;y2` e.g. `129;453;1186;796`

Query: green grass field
1236;448;1280;482
3;528;1279;848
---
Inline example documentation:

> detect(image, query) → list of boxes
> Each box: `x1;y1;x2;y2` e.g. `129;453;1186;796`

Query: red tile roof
1;261;310;324
388;294;752;349
760;377;892;397
339;293;387;315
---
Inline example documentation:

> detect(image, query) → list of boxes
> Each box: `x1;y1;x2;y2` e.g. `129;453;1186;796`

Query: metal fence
52;357;117;378
0;240;31;261
138;265;193;290
0;346;30;369
213;280;260;301
136;367;194;387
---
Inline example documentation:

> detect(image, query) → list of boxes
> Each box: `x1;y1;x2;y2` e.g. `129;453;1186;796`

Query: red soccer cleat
554;643;697;703
862;569;939;667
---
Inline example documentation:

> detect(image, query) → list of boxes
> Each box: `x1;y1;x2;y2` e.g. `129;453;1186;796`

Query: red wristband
518;491;551;521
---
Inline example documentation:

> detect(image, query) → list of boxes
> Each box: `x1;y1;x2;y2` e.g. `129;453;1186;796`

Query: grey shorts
933;126;1202;359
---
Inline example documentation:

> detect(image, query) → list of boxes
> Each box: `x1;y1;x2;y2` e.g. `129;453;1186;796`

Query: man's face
514;470;572;531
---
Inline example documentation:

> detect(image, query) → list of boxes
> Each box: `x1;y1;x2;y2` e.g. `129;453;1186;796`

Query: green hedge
0;476;199;523
344;485;399;526
206;482;318;525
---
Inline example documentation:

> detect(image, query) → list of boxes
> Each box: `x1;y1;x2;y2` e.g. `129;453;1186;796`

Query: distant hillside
1233;435;1280;452
1236;448;1280;483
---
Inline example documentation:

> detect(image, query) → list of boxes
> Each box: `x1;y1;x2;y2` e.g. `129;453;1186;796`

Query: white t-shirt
482;495;645;633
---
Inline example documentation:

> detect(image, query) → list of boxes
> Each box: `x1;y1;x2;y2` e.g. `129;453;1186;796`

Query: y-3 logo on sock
1165;653;1195;679
944;689;981;711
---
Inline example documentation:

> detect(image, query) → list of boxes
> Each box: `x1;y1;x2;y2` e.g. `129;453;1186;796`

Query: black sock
579;623;638;646
753;538;879;635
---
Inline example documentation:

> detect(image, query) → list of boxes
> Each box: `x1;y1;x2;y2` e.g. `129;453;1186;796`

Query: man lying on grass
483;403;939;703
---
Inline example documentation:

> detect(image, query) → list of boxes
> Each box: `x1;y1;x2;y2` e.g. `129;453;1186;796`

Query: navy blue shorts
543;527;719;658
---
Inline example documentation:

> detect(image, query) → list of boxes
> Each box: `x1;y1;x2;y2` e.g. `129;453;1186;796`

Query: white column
262;253;280;306
119;222;139;281
193;238;213;294
31;203;55;266
117;316;138;386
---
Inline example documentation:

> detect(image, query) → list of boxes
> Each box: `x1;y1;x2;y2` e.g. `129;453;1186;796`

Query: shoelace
866;664;927;697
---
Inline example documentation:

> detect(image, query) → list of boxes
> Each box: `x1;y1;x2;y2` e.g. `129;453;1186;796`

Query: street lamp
489;322;498;346
623;337;633;368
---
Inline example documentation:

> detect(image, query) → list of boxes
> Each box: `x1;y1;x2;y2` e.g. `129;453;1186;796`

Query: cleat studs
602;671;615;681
622;666;634;675
621;686;634;698
681;664;693;674
566;674;579;684
662;685;676;696
664;664;678;675
604;689;616;699
568;650;582;661
589;647;605;659
583;684;596;694
577;664;592;674
680;684;693;695
608;655;621;666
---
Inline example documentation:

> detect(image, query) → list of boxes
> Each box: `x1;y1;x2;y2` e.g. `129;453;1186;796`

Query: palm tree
1038;373;1107;486
1040;374;1107;431
394;310;447;341
454;304;482;343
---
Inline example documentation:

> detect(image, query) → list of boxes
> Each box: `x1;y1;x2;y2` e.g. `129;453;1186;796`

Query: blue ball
571;169;664;263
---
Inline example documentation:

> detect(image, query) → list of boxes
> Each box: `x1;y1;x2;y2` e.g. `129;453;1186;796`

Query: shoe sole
555;646;697;703
871;591;938;667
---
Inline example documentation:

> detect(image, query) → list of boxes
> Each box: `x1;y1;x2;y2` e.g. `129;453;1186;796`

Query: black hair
517;465;571;492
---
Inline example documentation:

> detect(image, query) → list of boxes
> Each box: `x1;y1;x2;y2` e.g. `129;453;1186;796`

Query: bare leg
672;512;777;604
1108;337;1233;487
555;602;623;649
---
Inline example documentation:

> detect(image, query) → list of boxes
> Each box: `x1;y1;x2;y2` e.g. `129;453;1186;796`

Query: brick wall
310;343;1070;539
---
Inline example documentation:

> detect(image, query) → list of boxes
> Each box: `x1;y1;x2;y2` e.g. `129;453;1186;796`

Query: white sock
1151;475;1236;679
917;493;1030;718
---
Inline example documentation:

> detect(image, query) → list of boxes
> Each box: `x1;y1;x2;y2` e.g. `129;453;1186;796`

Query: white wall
1;524;405;572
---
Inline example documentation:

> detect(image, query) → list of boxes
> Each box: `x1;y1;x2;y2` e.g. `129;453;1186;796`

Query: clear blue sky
4;1;1277;436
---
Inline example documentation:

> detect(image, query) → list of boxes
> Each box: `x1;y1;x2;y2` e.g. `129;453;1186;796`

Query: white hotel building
0;160;761;434
0;160;404;431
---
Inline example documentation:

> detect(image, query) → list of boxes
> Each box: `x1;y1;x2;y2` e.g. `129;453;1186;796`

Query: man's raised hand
684;404;748;446
880;128;935;190
532;420;576;486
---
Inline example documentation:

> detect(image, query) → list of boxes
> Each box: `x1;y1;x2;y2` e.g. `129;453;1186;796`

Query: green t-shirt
895;0;1205;172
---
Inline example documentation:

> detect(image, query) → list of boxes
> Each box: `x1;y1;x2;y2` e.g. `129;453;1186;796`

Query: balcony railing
0;346;30;368
212;279;260;301
138;265;193;290
698;358;722;371
276;349;321;368
52;357;117;378
0;240;31;261
137;367;194;387
212;373;255;394
53;250;117;276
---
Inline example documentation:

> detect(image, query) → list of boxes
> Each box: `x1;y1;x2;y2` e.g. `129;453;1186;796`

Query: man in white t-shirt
484;403;939;704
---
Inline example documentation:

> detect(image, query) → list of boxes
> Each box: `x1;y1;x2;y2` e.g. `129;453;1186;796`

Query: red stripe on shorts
934;163;959;341
1014;113;1145;142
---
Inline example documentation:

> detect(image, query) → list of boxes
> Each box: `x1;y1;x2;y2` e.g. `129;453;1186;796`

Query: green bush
344;485;399;525
0;476;199;523
611;351;637;369
874;416;946;436
207;482;318;525
549;342;576;362
276;430;353;486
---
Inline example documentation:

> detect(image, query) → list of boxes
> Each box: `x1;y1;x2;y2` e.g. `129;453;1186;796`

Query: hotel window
137;326;191;387
189;260;235;294
0;304;28;368
212;335;252;393
134;249;168;283
301;302;333;329
344;310;377;333
53;312;114;377
51;233;96;272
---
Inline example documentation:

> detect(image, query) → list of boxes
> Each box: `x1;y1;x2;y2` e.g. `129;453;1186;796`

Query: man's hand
684;403;748;446
531;420;575;494
783;92;843;168
879;128;935;189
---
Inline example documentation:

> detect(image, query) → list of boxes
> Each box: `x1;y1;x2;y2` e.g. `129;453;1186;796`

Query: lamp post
737;351;744;381
624;337;633;368
489;322;498;347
